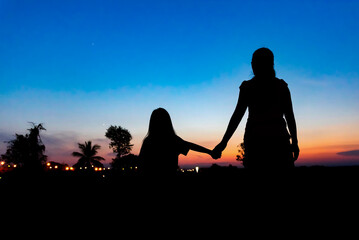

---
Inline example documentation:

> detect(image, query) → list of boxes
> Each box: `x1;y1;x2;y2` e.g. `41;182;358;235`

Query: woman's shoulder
240;78;288;91
276;79;290;94
275;78;288;87
239;79;252;89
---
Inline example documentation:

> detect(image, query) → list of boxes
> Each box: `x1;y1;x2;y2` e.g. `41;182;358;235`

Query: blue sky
2;0;358;92
1;0;359;166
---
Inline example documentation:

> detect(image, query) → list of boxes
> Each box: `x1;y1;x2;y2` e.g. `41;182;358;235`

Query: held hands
211;141;227;160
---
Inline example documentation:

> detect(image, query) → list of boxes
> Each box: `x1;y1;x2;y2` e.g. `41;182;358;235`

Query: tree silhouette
105;125;133;158
28;123;47;167
105;125;135;171
72;141;105;169
111;153;140;175
1;122;47;171
236;142;246;165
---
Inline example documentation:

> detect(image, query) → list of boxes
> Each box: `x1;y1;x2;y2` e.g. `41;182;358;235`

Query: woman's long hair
144;108;177;141
251;47;276;79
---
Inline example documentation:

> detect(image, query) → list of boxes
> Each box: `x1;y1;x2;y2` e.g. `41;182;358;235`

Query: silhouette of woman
139;108;213;175
212;48;299;168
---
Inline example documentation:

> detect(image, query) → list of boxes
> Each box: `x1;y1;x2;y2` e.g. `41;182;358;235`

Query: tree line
1;122;139;174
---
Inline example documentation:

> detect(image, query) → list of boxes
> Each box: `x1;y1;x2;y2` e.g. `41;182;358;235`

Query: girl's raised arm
186;141;212;155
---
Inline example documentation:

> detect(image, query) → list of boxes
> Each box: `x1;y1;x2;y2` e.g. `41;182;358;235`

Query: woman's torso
241;77;290;141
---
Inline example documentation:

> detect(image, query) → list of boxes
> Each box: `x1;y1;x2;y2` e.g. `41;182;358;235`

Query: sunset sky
1;0;359;168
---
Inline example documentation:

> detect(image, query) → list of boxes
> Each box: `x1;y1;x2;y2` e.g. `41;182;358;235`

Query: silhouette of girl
139;108;213;175
213;48;299;168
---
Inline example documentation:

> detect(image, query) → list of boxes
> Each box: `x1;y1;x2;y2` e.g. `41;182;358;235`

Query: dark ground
2;166;358;218
2;165;359;188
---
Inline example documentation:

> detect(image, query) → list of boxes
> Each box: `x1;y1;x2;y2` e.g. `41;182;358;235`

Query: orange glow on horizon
46;132;359;168
178;140;359;167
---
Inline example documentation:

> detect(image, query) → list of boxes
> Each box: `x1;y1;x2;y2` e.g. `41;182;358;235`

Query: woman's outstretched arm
212;90;247;159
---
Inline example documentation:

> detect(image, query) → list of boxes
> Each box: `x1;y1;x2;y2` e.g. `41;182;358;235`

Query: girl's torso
140;136;190;175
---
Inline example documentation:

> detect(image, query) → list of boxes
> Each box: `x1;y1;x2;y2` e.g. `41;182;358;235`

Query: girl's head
146;108;176;139
251;48;276;78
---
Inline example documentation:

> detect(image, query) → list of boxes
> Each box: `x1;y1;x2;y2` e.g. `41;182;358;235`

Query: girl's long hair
144;108;177;141
251;47;276;79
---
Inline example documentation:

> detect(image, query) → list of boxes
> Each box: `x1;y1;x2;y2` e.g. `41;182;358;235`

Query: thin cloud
0;131;15;142
337;150;359;157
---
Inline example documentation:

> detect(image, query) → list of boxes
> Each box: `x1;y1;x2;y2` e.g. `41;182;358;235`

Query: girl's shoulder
144;135;182;146
141;136;157;148
174;135;186;145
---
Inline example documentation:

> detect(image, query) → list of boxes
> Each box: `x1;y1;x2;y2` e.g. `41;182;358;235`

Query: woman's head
251;48;276;78
146;108;176;139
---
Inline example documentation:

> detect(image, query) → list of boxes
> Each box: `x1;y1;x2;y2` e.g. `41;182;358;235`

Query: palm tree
72;141;105;169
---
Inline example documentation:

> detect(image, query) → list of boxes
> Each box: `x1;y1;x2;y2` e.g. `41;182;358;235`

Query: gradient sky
1;0;359;167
